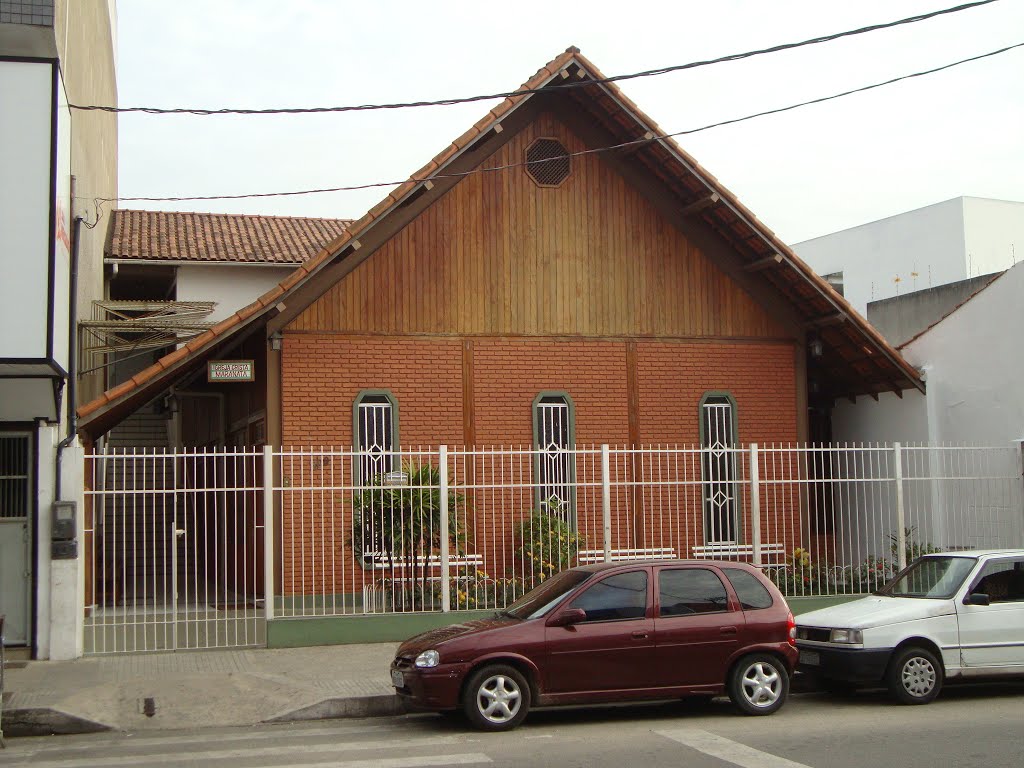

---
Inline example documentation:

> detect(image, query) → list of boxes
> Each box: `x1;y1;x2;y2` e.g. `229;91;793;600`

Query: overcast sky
112;0;1024;244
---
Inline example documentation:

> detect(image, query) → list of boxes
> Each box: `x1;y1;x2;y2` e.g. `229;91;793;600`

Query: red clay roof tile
108;210;351;265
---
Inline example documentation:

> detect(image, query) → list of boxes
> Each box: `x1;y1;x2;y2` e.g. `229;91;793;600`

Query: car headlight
415;649;440;668
829;629;863;644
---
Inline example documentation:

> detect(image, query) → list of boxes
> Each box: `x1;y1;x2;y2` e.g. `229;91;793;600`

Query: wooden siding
290;112;787;339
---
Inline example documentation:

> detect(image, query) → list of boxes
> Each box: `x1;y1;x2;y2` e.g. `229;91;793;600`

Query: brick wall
277;334;803;598
636;341;799;444
281;335;464;447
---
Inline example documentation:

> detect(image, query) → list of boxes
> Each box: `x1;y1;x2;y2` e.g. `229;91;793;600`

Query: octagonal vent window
525;138;571;187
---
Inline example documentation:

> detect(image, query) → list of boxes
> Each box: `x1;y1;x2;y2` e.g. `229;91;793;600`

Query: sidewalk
1;643;405;738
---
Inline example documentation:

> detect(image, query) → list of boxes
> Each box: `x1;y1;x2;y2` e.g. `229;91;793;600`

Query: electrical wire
96;40;1024;206
72;0;1002;116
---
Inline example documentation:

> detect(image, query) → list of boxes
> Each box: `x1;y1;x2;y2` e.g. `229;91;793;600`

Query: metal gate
83;447;266;653
0;434;32;646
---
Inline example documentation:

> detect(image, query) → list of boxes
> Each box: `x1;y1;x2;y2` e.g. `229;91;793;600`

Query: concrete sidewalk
1;643;405;738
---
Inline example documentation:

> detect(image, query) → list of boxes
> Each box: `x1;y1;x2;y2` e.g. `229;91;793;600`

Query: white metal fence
83;448;266;654
270;442;1024;618
84;442;1023;652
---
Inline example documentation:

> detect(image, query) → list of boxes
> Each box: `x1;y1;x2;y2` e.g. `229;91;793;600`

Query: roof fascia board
267;93;546;336
574;61;922;392
107;258;302;268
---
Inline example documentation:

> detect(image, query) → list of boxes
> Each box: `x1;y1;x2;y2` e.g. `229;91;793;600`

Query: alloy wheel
475;673;522;724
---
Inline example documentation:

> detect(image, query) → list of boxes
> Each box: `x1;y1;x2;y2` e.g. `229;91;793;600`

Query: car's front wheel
886;646;943;704
728;654;789;715
462;664;531;731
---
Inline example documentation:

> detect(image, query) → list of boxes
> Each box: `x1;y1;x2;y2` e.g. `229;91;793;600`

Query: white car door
957;557;1024;669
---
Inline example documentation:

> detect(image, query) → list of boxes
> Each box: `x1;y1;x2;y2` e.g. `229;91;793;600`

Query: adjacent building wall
865;272;1000;347
792;197;1023;319
176;264;296;323
53;0;118;403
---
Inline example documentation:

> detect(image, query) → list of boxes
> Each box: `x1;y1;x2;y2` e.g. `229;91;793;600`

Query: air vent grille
525;138;571;187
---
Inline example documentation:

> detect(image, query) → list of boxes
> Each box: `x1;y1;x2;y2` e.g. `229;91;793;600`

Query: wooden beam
744;253;784;272
679;192;720;217
621;131;655;157
804;312;847;329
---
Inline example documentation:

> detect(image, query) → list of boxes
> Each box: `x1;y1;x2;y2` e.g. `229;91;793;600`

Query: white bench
691;542;786;566
362;553;484;571
578;547;677;564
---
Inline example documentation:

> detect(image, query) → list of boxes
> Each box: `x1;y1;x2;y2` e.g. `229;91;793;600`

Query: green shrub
516;498;584;584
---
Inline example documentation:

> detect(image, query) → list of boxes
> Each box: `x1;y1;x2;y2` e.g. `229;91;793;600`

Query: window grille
700;395;738;543
0;435;30;520
534;394;574;517
354;393;396;486
525;138;571;187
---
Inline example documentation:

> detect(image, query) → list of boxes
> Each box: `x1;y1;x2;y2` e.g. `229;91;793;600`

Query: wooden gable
291;111;788;339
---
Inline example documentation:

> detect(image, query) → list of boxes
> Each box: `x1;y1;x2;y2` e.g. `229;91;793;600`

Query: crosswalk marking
15;722;403;756
655;727;813;768
280;756;491;768
2;734;479;768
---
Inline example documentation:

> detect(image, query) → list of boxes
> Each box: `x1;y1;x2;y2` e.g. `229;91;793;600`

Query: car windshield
503;570;592;619
877;556;977;599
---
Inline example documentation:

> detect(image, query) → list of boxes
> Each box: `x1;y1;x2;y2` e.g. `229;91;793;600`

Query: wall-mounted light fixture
809;337;824;358
270;332;283;351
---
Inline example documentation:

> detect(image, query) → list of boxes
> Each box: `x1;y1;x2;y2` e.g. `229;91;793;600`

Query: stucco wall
53;0;118;403
176;264;296;323
832;262;1024;447
903;263;1024;446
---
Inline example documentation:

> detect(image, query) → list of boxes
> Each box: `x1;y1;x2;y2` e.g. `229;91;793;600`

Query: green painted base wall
267;595;863;648
268;611;498;647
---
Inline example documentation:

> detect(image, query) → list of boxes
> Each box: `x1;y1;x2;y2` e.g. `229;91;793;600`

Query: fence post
439;445;450;612
263;446;275;622
749;443;762;567
601;445;612;562
894;442;907;571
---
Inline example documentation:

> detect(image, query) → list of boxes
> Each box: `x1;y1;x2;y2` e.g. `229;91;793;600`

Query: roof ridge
114;208;354;224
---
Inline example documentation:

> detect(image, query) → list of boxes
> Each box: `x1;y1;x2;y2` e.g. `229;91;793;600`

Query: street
4;682;1023;768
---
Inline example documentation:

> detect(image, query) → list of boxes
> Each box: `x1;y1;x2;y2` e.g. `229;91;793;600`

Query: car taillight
787;612;797;646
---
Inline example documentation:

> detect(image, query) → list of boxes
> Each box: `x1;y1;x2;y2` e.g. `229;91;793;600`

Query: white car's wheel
887;646;943;704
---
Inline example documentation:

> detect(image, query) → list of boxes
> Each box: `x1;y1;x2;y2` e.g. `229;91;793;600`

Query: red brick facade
282;335;797;448
276;334;802;599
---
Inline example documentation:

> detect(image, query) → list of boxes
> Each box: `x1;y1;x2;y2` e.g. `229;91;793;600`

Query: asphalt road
4;682;1024;768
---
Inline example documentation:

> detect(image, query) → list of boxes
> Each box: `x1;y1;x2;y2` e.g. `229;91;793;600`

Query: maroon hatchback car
390;560;798;730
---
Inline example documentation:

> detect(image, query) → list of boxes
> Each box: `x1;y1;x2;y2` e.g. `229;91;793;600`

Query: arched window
353;390;398;486
700;392;738;543
532;392;575;519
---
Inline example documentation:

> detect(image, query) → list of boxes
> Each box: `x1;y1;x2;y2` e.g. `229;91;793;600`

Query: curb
266;694;409;724
2;707;112;738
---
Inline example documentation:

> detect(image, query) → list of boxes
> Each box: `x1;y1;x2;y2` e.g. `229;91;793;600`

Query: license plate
800;650;821;666
391;669;404;688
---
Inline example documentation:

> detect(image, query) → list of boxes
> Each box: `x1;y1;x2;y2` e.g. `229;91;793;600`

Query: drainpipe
55;215;84;500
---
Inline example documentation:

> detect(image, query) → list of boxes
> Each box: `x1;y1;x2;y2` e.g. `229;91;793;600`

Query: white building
792;197;1024;318
0;1;117;658
832;262;1024;448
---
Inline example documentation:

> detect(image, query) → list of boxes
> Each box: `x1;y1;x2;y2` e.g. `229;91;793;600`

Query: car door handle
720;626;738;636
632;630;649;639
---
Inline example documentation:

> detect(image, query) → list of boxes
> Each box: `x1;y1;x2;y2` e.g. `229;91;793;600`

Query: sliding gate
83;448;266;653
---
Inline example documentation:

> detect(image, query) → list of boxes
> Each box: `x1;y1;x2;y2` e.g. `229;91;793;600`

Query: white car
796;549;1024;704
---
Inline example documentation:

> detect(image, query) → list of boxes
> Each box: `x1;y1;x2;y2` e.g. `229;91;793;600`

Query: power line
97;41;1023;207
73;0;1001;116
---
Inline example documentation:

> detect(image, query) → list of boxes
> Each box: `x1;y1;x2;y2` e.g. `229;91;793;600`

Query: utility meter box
51;500;78;559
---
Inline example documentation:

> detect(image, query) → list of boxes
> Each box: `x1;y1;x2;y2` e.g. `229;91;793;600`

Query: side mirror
549;607;587;627
965;593;990;606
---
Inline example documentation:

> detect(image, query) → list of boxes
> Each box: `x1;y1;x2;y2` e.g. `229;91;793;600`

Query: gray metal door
0;434;32;646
